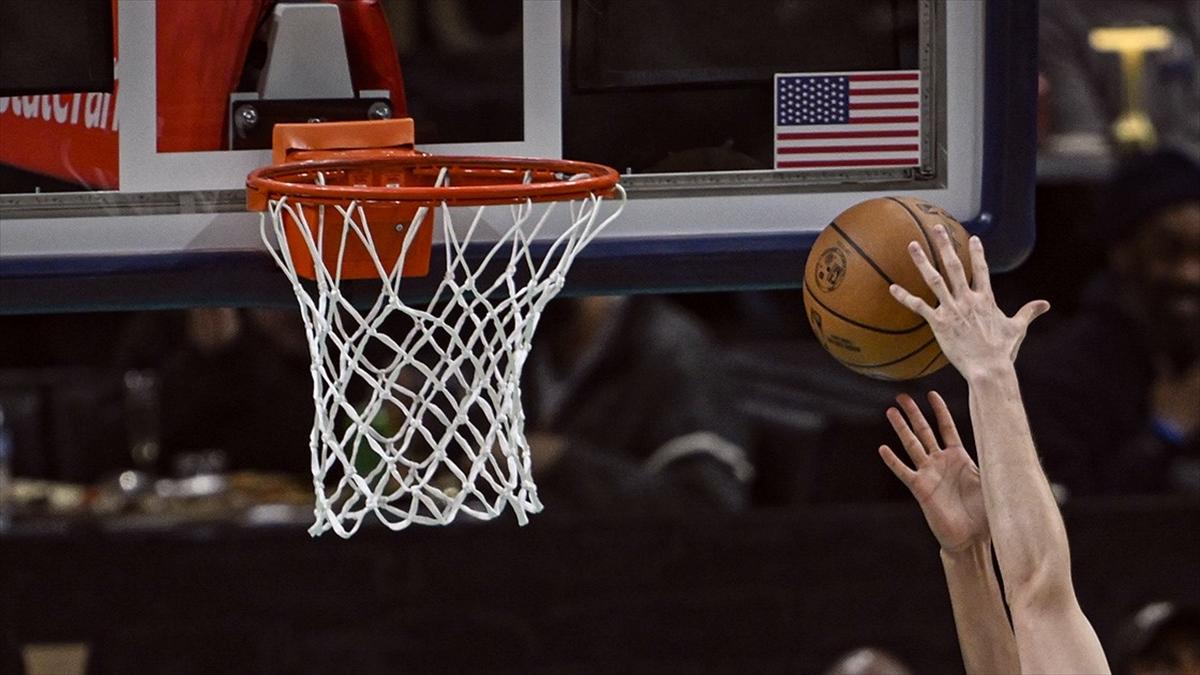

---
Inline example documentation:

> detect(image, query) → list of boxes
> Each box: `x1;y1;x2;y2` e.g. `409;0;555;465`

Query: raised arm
879;391;1020;675
889;226;1109;674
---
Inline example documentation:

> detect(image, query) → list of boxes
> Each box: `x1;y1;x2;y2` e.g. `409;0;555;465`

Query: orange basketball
803;196;973;380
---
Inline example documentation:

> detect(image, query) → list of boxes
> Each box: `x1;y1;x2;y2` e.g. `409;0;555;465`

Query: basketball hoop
246;121;624;537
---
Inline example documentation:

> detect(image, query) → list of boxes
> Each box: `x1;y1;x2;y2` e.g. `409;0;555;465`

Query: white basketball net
260;169;625;537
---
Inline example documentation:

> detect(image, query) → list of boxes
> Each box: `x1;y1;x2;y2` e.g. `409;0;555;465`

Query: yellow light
1086;25;1175;150
1089;26;1173;53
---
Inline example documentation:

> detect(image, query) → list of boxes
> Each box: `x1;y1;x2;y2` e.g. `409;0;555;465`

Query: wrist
963;360;1018;385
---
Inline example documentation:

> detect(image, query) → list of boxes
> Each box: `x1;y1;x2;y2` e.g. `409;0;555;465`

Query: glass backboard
0;0;1037;312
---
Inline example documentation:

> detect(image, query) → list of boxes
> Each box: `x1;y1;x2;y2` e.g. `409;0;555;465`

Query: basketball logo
915;200;951;218
814;246;848;292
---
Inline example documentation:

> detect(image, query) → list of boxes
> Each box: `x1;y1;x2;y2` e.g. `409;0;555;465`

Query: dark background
5;500;1197;675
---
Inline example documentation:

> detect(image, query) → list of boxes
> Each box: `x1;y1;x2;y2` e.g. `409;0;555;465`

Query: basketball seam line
915;349;946;377
887;196;942;275
828;220;897;287
803;280;927;335
835;335;938;369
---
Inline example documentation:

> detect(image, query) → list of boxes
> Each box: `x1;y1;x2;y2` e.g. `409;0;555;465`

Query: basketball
803;196;973;380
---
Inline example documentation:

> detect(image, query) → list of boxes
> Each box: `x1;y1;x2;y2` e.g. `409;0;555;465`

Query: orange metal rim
246;154;621;208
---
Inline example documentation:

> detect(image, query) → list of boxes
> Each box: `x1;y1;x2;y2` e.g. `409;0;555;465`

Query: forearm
966;363;1073;606
941;542;1020;675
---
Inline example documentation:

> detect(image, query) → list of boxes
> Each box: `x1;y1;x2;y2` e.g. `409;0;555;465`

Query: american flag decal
774;70;922;170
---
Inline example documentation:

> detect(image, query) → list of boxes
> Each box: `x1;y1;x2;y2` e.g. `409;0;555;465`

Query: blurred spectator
823;647;914;675
1039;0;1199;156
114;307;314;476
1114;602;1200;675
523;296;752;513
1019;148;1200;495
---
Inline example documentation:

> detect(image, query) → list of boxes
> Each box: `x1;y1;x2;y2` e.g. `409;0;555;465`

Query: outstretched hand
879;391;988;553
889;226;1050;378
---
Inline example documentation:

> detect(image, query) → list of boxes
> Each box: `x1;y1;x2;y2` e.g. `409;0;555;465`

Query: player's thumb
1009;301;1049;361
1013;299;1051;328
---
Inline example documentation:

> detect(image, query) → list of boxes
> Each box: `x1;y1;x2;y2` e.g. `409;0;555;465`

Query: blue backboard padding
975;0;1038;270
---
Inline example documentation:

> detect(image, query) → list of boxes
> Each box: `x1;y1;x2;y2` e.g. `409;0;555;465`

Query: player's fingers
932;224;968;295
889;282;934;321
879;445;917;486
968;236;992;295
885;406;928;466
897;393;941;453
927;391;963;448
905;241;953;306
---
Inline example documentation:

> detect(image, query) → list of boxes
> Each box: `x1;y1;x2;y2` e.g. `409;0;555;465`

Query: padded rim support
271;118;415;165
244;118;416;209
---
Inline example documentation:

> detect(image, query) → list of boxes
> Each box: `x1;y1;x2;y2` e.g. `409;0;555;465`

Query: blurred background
2;1;1199;673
